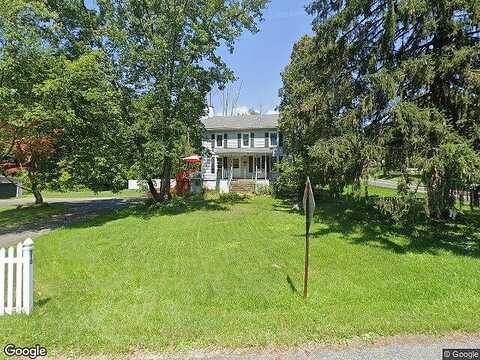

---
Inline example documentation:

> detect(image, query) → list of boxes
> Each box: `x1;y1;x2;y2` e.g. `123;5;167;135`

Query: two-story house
201;114;283;192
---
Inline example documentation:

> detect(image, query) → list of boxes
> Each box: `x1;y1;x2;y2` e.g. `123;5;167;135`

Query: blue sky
213;1;314;114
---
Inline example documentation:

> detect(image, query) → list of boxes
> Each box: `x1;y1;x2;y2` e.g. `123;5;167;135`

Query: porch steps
230;180;255;193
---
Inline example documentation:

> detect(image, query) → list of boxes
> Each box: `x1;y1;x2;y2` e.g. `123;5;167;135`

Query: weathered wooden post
22;238;34;314
303;177;315;298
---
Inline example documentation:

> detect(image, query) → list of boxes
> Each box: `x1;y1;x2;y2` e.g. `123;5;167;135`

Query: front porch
217;154;274;181
202;148;283;193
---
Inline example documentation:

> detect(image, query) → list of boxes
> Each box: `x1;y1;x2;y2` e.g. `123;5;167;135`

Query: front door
232;158;241;178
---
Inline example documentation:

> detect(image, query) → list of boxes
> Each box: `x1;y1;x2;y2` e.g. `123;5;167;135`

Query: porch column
264;152;267;180
255;155;258;181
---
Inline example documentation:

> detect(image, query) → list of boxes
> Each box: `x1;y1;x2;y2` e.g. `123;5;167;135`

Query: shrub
255;184;272;196
144;194;188;210
218;192;248;203
271;162;304;200
375;190;421;224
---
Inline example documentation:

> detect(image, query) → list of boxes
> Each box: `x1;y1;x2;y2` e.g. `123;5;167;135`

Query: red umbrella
182;155;202;164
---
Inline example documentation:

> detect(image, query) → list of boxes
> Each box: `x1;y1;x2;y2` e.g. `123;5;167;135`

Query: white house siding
201;130;280;151
203;179;229;193
127;179;176;190
202;156;217;181
201;131;283;190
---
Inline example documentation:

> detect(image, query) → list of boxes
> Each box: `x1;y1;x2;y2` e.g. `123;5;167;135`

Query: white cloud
214;106;253;116
232;106;251;116
212;106;279;116
266;110;279;115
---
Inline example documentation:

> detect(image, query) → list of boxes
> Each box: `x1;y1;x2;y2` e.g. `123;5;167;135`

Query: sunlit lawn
1;192;479;355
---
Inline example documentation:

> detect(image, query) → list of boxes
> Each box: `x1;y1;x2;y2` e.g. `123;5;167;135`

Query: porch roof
213;147;274;155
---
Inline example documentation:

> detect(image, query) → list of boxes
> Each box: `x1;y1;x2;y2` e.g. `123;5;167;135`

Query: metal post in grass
303;177;315;298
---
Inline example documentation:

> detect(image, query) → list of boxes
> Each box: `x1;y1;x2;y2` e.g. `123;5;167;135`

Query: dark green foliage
271;161;306;200
375;178;422;224
280;0;480;217
46;52;131;192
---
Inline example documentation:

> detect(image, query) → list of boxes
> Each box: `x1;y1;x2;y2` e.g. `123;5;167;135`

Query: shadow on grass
0;203;69;237
286;274;299;294
274;190;480;258
67;193;251;230
35;297;51;307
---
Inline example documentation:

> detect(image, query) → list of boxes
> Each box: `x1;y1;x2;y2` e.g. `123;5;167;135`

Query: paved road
369;178;426;193
0;197;143;248
137;334;479;360
53;334;480;359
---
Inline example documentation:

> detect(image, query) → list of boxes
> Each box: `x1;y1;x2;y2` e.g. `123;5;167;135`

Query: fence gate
0;238;34;315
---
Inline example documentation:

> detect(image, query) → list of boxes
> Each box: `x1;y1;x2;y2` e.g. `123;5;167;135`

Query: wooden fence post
22;238;34;314
16;242;23;313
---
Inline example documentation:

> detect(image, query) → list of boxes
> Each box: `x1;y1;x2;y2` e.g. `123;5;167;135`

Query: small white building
201;114;284;193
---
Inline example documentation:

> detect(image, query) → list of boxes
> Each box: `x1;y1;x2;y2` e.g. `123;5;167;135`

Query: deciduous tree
97;0;268;202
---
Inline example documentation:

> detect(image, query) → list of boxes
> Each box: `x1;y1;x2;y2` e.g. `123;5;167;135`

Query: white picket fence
0;238;34;315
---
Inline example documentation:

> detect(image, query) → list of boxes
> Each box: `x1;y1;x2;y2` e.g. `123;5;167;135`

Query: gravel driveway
0;197;143;248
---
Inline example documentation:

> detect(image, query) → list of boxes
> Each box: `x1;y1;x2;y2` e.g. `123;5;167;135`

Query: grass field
20;189;144;200
1;192;479;356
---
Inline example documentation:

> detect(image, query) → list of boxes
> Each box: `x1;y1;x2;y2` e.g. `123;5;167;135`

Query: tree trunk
147;179;161;202
159;158;172;202
33;188;44;205
424;16;453;219
426;167;452;219
30;178;43;205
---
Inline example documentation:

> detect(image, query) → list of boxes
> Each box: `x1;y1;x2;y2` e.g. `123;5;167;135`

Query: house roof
201;114;278;131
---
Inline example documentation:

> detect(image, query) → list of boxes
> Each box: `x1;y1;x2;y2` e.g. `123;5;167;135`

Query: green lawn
20;189;144;200
1;193;479;355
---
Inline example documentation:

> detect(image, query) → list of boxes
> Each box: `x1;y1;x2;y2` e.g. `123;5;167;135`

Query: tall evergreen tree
281;0;480;217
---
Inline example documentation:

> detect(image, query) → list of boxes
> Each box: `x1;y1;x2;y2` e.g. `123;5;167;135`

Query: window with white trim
270;132;278;147
242;133;249;147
